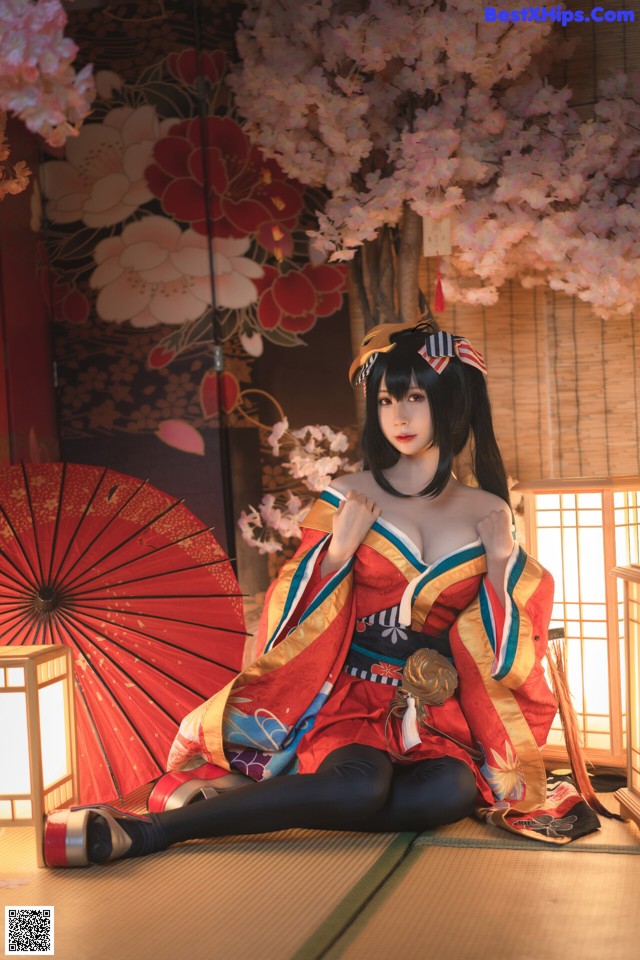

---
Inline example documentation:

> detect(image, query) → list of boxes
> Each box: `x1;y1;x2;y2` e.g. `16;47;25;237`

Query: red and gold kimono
168;486;600;844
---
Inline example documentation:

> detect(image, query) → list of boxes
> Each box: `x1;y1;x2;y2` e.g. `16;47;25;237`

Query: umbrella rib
69;558;242;597
0;565;36;596
0;600;38;618
53;469;144;589
9;610;129;799
2;610;41;645
46;608;58;644
69;606;243;675
55;607;186;757
65;601;249;638
0;503;41;587
71;591;246;601
65;527;228;592
48;609;123;802
60;493;187;592
71;674;123;802
21;462;46;584
47;460;68;585
30;612;47;645
51;464;109;587
59;605;233;698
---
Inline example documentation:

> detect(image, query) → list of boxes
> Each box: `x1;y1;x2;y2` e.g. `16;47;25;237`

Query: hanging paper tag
422;215;452;257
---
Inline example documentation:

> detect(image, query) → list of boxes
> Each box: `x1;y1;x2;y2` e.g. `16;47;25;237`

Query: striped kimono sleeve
478;545;554;690
251;529;348;658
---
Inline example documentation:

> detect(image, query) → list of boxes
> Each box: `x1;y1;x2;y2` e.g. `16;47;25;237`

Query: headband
349;322;487;387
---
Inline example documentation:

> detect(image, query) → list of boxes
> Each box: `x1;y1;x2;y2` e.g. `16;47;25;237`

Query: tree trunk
347;260;367;428
347;204;423;428
397;204;422;325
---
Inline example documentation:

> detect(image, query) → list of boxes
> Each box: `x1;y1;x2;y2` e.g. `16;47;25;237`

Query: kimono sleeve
251;490;348;659
477;544;555;690
167;498;355;775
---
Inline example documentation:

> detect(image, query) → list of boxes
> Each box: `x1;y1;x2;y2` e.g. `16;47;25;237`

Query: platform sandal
147;763;250;813
44;804;166;868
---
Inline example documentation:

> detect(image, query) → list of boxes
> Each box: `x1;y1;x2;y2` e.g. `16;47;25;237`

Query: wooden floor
1;790;639;960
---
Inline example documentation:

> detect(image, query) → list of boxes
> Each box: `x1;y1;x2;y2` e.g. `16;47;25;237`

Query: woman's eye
378;397;390;406
409;393;425;402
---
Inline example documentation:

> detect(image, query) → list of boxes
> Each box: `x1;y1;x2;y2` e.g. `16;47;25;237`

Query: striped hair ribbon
354;352;379;387
418;332;487;377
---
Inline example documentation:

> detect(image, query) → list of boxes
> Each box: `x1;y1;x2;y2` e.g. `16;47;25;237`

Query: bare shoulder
330;471;374;496
453;482;510;521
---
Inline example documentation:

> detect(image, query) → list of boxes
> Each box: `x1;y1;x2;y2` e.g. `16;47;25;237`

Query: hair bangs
378;334;436;400
359;325;509;504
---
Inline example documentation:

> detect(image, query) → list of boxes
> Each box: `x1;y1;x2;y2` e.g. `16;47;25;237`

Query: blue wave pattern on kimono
226;684;333;779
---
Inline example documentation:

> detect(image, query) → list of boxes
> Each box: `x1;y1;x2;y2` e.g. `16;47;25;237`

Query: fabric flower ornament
267;418;289;456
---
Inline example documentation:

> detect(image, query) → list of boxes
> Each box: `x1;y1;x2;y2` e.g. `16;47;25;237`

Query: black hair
361;328;510;504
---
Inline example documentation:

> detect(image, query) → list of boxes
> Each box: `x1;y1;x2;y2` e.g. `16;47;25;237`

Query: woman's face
377;374;434;456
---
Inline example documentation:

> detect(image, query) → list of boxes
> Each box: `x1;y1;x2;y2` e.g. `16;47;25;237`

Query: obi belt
344;605;453;686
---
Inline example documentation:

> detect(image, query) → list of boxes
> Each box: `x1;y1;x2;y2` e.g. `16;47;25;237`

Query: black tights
157;746;478;846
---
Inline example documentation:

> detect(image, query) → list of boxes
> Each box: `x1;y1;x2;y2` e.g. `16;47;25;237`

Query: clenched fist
477;508;514;564
321;490;381;577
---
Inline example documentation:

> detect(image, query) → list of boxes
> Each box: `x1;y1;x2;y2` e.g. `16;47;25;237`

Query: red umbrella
0;462;246;804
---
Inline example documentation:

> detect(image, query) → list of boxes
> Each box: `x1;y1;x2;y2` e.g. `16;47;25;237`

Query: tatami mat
324;845;640;960
0;826;407;960
419;793;640;853
1;790;639;960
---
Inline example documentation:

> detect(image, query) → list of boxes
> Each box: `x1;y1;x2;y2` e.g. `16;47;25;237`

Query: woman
44;322;600;867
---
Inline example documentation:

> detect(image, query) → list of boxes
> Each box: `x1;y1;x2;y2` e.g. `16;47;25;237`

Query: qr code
5;907;54;956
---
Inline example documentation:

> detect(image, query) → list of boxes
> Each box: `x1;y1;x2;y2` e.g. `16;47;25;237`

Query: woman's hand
477;508;514;607
477;509;514;564
321;491;381;577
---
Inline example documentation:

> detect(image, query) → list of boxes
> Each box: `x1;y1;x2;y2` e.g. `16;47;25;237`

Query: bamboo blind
421;12;640;485
419;274;640;484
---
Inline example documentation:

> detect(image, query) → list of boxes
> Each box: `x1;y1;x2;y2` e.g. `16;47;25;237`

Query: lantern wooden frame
0;645;78;867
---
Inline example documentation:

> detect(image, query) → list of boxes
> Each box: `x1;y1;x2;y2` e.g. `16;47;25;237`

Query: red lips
395;434;417;442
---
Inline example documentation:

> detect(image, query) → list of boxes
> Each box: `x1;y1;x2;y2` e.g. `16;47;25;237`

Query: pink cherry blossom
232;2;640;319
0;1;94;148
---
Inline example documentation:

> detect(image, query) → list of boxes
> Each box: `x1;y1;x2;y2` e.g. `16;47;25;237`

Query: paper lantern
0;646;78;867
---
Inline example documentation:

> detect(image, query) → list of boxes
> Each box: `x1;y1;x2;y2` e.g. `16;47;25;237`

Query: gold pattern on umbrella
0;462;246;805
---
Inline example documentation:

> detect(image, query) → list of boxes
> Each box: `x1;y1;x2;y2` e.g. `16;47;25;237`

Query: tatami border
290;832;418;960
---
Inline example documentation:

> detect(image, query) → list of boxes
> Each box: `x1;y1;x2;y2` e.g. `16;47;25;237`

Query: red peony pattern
256;263;347;334
144;117;303;249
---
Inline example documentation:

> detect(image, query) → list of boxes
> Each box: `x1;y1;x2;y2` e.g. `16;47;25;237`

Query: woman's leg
159;744;394;844
84;745;394;861
81;751;474;863
355;756;478;833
